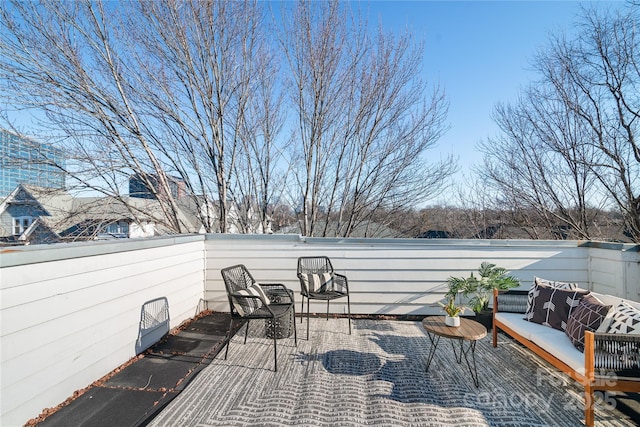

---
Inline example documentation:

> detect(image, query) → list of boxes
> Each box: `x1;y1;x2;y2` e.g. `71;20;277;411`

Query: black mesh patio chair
297;256;351;339
221;264;297;371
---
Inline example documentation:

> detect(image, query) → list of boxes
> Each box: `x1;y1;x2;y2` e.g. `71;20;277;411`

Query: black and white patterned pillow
607;301;640;335
251;282;271;305
525;283;589;331
232;283;270;316
565;294;613;352
535;277;579;290
525;277;579;321
301;273;334;293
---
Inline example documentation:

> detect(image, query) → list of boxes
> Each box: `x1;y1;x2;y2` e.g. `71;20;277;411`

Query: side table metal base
424;330;481;388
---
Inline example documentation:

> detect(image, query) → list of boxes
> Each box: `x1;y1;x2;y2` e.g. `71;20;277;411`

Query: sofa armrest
594;332;640;374
493;289;529;314
585;331;640;380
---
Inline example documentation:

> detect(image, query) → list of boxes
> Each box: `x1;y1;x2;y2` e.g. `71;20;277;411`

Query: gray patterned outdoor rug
148;318;633;426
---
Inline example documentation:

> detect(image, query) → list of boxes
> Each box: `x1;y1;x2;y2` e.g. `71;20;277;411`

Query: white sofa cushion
496;312;584;374
532;329;585;374
590;292;637;309
606;301;640;335
496;312;539;341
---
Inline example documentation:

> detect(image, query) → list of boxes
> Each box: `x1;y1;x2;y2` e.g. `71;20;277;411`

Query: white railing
1;234;638;426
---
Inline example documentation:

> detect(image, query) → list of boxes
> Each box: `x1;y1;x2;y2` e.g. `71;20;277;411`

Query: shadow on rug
148;318;634;427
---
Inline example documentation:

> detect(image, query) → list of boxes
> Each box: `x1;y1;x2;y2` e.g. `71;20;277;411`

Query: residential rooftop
2;234;639;426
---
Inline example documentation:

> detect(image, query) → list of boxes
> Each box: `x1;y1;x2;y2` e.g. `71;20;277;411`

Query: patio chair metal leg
225;317;234;360
326;300;330;320
347;292;352;335
307;298;311;340
243;320;249;344
291;304;298;346
272;319;278;372
300;296;304;323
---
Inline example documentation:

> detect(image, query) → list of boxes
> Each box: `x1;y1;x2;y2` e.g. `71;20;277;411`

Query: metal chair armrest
230;292;263;301
259;283;295;303
333;273;349;293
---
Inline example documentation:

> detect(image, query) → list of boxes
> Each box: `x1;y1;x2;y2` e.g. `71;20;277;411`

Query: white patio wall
1;233;638;426
203;234;640;315
587;242;640;301
0;235;205;427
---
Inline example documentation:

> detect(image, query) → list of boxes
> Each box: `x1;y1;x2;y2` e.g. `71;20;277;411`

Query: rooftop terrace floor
35;314;640;427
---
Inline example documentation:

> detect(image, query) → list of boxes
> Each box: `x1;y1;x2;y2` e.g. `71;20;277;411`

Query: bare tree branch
279;1;454;237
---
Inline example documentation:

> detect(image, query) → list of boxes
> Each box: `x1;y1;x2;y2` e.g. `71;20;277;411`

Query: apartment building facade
0;129;65;197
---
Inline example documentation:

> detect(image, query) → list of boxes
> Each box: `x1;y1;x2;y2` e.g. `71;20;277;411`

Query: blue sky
361;0;625;178
6;0;625;203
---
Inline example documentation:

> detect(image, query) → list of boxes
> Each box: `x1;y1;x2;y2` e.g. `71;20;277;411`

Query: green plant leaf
443;261;520;313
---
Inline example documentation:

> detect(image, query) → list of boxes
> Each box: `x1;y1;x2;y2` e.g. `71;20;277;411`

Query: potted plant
445;261;520;330
439;296;463;327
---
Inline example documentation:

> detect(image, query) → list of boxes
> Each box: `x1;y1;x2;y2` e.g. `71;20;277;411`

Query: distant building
129;173;187;200
0;130;65;197
277;219;405;238
416;230;452;239
0;184;202;245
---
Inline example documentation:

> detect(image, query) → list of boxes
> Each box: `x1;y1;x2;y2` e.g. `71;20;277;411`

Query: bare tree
0;1;187;231
452;175;503;238
0;0;277;233
540;6;640;241
279;1;454;237
480;6;640;241
2;0;453;239
229;38;287;234
480;86;605;240
129;0;277;233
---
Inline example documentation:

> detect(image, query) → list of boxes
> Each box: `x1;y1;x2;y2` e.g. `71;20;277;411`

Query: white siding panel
1;241;200;298
2;261;204;365
0;237;205;427
203;235;593;315
590;247;624;296
625;251;640;301
588;245;640;299
2;251;201;331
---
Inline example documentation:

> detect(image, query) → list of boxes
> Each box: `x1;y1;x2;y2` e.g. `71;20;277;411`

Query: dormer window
105;221;129;236
13;216;34;235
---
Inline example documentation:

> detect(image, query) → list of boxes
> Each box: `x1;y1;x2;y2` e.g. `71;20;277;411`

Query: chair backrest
221;264;255;291
297;256;334;275
221;264;256;312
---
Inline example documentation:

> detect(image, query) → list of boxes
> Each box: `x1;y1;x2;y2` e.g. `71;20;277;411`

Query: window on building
105;221;129;236
13;216;34;235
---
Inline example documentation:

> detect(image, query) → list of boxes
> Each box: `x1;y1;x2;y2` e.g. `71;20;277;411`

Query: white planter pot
445;315;460;327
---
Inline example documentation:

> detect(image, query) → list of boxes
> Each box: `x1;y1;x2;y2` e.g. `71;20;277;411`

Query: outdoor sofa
492;280;640;427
